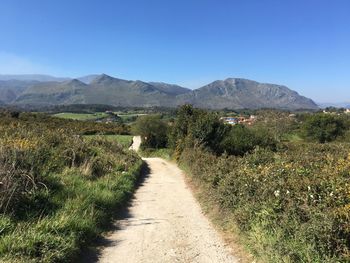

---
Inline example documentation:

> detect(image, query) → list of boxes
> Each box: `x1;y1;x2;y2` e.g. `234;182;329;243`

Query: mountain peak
91;74;115;84
178;77;318;110
224;78;258;85
64;79;87;86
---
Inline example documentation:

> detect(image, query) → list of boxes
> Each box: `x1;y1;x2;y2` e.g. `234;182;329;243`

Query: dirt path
97;137;238;263
129;136;141;151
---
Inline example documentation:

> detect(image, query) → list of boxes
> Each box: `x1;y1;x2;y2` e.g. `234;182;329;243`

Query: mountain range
0;74;318;110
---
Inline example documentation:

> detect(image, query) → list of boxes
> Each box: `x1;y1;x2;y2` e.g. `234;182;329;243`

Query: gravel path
97;137;238;263
129;136;141;151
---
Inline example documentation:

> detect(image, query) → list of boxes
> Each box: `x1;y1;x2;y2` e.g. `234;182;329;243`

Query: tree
302;114;346;143
220;125;276;156
188;111;229;153
169;105;229;154
132;115;168;149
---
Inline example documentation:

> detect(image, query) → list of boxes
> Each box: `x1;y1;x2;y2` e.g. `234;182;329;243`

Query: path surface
98;137;238;263
129;135;141;151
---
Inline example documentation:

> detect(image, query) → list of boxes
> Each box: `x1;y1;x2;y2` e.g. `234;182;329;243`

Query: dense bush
132;115;168;149
179;143;350;262
169;105;275;157
302;114;346;143
220;124;276;155
0;111;142;262
169;105;230;155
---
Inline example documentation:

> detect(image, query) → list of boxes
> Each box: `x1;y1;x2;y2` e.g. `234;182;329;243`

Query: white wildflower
274;190;280;197
286;190;290;194
307;186;311;191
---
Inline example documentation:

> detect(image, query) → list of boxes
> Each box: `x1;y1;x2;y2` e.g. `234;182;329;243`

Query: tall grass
0;111;143;262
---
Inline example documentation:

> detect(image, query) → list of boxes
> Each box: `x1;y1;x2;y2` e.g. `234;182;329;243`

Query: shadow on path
79;161;151;263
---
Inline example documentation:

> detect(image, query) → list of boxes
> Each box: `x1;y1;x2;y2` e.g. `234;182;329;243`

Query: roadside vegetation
0;110;143;262
83;135;133;148
138;105;350;262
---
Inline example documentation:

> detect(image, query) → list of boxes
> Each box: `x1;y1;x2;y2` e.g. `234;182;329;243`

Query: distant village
220;115;257;125
322;108;350;114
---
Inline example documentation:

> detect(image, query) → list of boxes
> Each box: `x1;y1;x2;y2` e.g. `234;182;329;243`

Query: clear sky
0;0;349;102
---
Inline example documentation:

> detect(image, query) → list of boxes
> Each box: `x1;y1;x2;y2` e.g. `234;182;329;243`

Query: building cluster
220;115;257;125
322;108;350;114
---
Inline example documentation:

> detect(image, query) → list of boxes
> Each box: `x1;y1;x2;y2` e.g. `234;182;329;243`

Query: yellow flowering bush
0;138;38;150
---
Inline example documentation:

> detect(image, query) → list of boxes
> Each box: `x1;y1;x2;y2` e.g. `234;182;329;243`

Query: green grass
139;148;173;160
84;135;133;148
117;113;148;123
53;112;108;121
282;133;303;142
0;112;142;262
0;161;143;263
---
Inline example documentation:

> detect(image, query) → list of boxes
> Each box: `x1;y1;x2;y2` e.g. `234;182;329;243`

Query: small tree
132;115;168;149
302;114;346;143
188;111;229;153
169;105;229;155
220;125;276;156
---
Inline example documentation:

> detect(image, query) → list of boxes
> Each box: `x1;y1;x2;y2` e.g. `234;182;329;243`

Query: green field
84;134;133;148
117;113;148;122
53;112;108;120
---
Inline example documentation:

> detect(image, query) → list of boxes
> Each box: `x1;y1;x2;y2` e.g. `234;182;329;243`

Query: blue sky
0;0;349;102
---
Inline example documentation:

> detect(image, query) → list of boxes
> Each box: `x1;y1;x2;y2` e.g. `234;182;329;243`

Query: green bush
179;143;350;262
220;125;276;155
169;105;274;157
301;114;346;143
132;115;168;149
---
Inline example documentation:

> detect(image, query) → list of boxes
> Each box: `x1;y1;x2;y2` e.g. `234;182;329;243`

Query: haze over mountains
0;74;318;110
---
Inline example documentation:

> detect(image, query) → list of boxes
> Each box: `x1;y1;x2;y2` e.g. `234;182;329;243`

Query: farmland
53;112;109;120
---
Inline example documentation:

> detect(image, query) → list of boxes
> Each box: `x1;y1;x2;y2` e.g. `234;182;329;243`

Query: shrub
169;105;229;155
301;114;346;143
179;143;350;262
132;115;168;149
220;125;276;156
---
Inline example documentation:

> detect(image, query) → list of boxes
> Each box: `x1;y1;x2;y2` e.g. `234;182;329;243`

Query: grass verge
139;148;173;160
0;112;143;263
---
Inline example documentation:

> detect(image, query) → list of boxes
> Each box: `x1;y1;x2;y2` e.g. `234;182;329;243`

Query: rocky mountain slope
0;74;318;110
178;78;318;110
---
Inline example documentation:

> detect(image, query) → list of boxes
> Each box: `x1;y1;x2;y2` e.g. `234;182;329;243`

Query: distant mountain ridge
178;78;317;109
0;74;69;82
0;74;318;110
317;102;350;109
